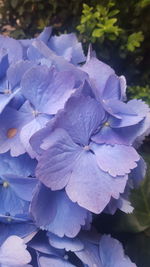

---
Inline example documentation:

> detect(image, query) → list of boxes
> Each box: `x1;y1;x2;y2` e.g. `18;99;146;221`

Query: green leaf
138;0;150;8
125;233;150;267
108;9;120;17
105;18;117;26
128;85;150;105
130;153;150;229
127;32;144;52
92;28;104;38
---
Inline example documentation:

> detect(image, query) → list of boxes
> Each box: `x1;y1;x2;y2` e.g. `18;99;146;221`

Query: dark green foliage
128;85;150;105
114;151;150;234
0;0;83;37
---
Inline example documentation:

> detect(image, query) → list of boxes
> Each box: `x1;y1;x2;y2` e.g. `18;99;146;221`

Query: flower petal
92;143;140;177
0;235;31;266
66;150;127;213
99;235;136;267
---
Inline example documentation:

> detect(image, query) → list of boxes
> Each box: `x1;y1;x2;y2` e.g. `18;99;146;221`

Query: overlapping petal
21;65;75;114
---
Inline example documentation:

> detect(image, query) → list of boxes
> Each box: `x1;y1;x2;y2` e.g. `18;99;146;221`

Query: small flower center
4;89;11;95
3;181;9;188
64;255;69;260
32;110;39;117
7;128;17;138
83;145;90;151
104;121;110;127
7;216;12;222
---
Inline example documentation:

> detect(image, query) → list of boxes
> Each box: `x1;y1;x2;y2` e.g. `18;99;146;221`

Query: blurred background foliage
0;1;150;265
0;0;150;104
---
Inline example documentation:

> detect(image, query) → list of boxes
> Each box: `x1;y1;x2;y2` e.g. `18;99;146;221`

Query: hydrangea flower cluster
0;27;149;266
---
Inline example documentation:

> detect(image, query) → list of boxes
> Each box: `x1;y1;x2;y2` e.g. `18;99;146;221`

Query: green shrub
76;1;150;101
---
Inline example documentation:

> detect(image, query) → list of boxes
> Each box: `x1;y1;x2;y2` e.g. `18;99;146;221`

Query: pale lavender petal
3;175;38;201
31;182;88;238
99;235;136;267
48;33;85;64
0;35;23;63
7;60;35;88
28;231;60;257
0;106;30;156
92;143;140;177
0;152;36;177
75;239;102;267
48;233;84;252
81;57;114;96
110;99;149;127
65;150;127;213
0;236;31;266
52;95;105;146
92;121;147;146
32;39;87;85
36;128;82;190
38;256;75;267
21;65;75;114
102;74;121;101
20;115;49;158
38;27;52;43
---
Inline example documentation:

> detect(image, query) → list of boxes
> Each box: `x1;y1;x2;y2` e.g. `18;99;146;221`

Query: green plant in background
128;85;150;105
126;32;144;52
76;0;150;104
0;0;83;38
77;3;121;43
77;1;146;51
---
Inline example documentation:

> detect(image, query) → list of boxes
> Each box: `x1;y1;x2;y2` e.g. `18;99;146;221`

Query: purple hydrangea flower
0;27;148;267
33;94;140;213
